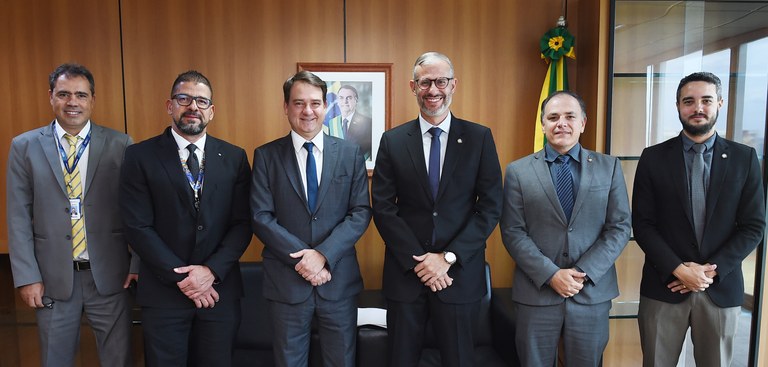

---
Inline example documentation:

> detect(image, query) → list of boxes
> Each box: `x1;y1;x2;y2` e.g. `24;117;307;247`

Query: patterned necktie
691;143;706;245
428;127;442;201
304;142;318;212
64;134;86;258
186;144;200;178
555;155;575;221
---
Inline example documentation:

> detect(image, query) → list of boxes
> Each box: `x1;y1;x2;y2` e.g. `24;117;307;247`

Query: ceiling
613;1;768;72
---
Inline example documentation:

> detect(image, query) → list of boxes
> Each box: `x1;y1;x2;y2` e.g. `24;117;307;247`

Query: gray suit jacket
500;146;631;306
251;133;371;304
7;122;138;300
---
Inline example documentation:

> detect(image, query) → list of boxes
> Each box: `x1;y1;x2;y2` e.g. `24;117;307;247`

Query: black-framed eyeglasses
414;77;454;90
42;296;54;309
172;94;213;110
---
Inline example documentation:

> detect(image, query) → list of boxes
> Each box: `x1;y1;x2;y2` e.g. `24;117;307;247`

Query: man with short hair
338;84;372;159
120;70;252;366
7;63;138;367
633;71;765;366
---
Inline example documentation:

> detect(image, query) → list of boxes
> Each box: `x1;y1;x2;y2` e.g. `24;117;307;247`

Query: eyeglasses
172;94;213;110
414;77;454;90
42;296;55;309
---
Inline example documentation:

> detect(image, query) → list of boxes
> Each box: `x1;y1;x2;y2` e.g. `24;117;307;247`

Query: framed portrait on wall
297;63;392;173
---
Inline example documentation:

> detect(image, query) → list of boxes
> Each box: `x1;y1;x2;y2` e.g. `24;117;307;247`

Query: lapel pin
218;153;223;156
587;157;593;162
457;138;463;144
721;153;727;159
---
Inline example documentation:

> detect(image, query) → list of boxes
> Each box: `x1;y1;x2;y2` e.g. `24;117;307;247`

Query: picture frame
297;62;392;174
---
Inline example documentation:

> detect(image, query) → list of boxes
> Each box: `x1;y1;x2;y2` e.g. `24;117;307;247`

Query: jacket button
433;212;438;217
562;252;568;257
65;235;72;240
197;225;204;231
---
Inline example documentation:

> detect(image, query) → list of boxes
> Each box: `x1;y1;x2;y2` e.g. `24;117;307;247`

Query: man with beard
119;70;252;366
633;72;765;366
371;52;502;366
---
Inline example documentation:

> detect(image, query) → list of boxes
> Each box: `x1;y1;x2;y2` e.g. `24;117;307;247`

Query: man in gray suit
500;90;631;366
251;71;372;366
7;63;138;367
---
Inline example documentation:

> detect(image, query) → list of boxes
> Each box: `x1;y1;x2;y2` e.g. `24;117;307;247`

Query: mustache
183;112;202;119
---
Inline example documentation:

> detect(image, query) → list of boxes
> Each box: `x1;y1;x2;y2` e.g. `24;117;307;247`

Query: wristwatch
443;251;457;265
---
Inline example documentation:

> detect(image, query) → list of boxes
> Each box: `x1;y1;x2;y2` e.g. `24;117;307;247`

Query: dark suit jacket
119;127;252;308
251;133;371;304
632;134;765;308
501;147;631;306
371;116;503;304
8;122;137;300
344;112;372;159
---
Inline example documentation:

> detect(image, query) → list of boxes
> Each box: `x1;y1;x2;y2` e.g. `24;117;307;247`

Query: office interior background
1;0;766;365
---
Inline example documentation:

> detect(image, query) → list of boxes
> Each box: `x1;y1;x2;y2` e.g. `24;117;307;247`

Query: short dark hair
49;63;95;95
676;72;722;103
283;71;327;103
339;85;359;99
171;70;213;99
540;90;587;122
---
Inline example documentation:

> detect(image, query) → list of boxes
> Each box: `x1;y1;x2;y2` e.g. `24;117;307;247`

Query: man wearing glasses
119;70;252;366
372;52;503;366
7;63;138;367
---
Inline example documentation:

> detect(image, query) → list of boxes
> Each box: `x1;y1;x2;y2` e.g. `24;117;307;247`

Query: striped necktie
64;134;87;258
555;155;575;221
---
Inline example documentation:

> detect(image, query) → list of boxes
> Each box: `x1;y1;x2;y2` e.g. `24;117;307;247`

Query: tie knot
692;143;706;154
64;134;80;145
429;127;442;138
303;142;314;153
557;155;570;164
186;144;197;153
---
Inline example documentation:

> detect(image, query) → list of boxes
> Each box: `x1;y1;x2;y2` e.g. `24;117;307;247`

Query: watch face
445;252;456;264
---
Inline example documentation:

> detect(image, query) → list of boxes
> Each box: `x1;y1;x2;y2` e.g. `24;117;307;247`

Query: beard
174;114;207;136
680;110;718;137
419;93;453;118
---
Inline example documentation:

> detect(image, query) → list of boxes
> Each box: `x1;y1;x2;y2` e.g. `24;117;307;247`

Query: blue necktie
303;142;318;212
428;127;442;200
555;155;574;221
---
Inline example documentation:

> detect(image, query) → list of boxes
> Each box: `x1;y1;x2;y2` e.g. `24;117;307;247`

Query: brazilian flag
534;25;575;151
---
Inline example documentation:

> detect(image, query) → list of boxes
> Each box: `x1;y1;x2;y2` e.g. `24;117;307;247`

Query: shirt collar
680;132;717;152
171;127;207;152
419;112;452;136
291;130;324;153
544;143;581;163
54;120;91;140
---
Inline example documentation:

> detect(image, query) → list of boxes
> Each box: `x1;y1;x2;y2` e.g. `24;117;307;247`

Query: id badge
69;198;82;220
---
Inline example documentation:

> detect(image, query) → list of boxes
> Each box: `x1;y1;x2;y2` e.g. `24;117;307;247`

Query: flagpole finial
556;16;567;28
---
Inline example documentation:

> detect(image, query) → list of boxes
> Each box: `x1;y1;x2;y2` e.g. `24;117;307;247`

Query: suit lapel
315;135;338;213
39;122;67;193
157;128;198;216
276;134;307;211
437;120;462;201
668;138;695;230
531;150;568;224
404;120;433;201
570;149;595;224
705;137;729;229
198;137;221;211
83;124;105;196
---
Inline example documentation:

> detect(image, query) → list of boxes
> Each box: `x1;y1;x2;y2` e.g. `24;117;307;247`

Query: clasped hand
549;268;586;298
290;249;332;286
175;265;218;309
668;262;717;294
413;253;453;292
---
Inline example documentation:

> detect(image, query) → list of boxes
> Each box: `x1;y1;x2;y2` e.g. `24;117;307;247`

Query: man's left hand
413;253;451;286
175;265;216;299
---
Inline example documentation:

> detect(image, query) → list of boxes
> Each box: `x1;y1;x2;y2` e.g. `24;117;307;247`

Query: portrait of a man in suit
250;70;371;367
119;70;252;366
7;63;138;367
371;51;503;367
500;90;631;366
337;84;373;160
633;72;765;366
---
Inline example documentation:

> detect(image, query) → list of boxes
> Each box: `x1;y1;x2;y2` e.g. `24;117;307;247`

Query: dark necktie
304;142;318;212
186;144;199;178
691;143;706;245
342;118;349;138
428;127;442;201
555;155;575;221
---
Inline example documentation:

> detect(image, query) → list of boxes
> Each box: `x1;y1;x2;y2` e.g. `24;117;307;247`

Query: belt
73;261;91;271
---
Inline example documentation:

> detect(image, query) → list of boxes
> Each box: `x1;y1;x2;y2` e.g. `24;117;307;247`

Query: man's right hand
19;282;45;308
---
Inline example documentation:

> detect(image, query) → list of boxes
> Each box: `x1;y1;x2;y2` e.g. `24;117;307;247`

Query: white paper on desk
357;308;387;328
